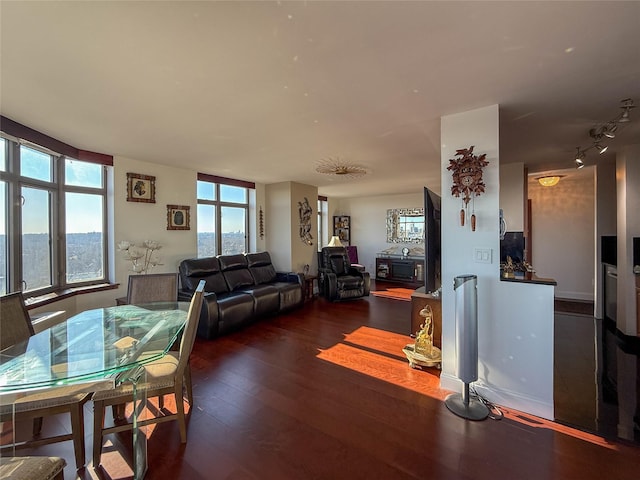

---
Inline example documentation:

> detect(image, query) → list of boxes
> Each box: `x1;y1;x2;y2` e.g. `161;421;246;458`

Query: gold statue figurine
415;305;434;357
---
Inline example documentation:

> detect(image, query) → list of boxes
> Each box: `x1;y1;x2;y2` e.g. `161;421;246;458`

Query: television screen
424;187;441;293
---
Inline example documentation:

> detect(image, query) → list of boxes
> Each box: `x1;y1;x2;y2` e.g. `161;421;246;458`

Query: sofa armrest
197;291;220;340
276;271;304;285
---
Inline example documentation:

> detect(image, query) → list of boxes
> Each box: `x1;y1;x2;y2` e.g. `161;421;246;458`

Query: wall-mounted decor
126;172;156;203
298;197;313;245
259;206;265;239
447;146;488;231
386;208;424;244
167;204;190;230
333;215;350;245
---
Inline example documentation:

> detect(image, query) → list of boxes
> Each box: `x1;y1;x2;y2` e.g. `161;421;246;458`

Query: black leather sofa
178;252;303;339
318;246;370;301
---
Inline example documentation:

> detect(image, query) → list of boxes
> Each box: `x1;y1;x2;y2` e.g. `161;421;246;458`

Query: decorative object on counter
447;146;488;231
298;197;313;245
118;240;163;274
574;98;635;169
126;172;156;203
386;208;424;243
315;157;367;178
167;204;191;230
403;305;441;369
500;255;535;278
259;206;264;239
501;255;515;278
303;264;310;276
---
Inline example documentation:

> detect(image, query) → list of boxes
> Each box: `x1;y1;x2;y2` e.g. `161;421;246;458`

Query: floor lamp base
445;392;489;421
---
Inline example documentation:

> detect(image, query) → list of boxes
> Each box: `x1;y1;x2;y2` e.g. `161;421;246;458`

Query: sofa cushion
218;254;256;291
240;284;280;318
179;257;229;294
246;252;277;284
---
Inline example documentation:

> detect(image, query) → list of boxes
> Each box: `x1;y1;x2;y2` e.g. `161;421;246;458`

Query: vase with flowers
117;240;163;274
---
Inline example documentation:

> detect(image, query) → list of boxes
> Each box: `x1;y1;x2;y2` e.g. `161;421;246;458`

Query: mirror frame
386;208;425;244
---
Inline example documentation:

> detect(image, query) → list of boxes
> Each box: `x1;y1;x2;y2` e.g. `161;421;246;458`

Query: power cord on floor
470;386;504;421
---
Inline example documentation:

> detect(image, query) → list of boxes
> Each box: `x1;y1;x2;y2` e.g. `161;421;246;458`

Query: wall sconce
537;176;563;187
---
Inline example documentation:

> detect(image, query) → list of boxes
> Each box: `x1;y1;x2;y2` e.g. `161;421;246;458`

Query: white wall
265;181;318;273
595;158;617;319
499;162;525;232
528;168;595;301
440;104;554;420
265;182;293;271
333;193;424;273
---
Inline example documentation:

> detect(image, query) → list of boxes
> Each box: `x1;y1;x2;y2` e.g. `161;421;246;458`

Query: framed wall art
167;204;191;230
126;172;156;203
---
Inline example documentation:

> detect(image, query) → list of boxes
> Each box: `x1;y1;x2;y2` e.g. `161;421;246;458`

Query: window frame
1;133;110;296
196;173;254;257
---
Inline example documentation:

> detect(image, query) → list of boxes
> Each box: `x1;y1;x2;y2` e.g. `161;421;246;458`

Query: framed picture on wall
126;172;156;203
167;204;190;230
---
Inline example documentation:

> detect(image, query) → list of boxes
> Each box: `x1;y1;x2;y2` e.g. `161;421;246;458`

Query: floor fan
445;274;489;420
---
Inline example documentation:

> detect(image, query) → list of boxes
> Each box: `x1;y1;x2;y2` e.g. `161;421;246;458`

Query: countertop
500;273;557;286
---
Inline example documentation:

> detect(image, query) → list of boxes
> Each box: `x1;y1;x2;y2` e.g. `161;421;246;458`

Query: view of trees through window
0;137;107;295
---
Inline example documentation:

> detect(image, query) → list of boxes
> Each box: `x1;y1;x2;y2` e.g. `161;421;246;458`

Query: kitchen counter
500;273;557;286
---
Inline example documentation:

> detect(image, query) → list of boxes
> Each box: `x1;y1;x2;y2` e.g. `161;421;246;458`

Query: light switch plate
474;247;492;264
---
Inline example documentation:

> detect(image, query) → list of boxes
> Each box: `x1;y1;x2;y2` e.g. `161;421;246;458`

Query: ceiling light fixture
537;176;563;187
315;157;367;178
574;98;634;168
574;147;586;169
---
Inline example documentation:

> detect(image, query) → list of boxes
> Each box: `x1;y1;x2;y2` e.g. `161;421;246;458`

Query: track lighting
603;122;617;138
618;98;635;123
595;143;608;154
573;98;634;168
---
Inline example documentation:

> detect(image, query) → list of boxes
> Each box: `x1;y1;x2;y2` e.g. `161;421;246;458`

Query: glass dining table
0;302;190;479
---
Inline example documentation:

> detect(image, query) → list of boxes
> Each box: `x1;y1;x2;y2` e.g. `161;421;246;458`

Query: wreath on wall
447;146;489;231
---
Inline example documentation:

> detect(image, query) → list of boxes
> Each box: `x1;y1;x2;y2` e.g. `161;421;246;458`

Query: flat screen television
424;187;441;294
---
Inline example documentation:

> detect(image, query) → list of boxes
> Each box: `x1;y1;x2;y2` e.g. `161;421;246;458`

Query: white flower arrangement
117;240;163;274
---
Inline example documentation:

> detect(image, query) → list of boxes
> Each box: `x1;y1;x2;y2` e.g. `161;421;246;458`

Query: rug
371;287;415;302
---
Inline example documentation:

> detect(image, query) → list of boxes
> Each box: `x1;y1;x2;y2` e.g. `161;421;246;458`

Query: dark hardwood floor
6;293;640;479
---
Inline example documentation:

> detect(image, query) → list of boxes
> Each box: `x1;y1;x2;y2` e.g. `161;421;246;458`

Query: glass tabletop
0;302;189;395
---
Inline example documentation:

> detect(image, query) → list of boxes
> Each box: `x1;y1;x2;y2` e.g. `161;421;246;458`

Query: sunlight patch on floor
316;326;445;400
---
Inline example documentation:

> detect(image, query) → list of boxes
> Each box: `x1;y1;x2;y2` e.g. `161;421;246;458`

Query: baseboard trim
440;373;554;421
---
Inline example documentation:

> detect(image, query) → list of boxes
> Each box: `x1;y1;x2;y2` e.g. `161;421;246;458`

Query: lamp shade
537;176;561;187
328;236;343;247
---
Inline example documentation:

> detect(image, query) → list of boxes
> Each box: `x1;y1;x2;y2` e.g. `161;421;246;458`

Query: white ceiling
1;1;639;198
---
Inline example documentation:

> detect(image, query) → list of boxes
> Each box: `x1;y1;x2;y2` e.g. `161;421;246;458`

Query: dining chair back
92;280;206;467
126;273;179;305
0;292;90;470
0;291;34;351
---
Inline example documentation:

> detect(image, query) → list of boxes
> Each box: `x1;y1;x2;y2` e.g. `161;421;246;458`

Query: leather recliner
319;246;370;301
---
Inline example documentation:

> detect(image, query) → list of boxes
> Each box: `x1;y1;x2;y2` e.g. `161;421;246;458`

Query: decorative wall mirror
386;208;425;243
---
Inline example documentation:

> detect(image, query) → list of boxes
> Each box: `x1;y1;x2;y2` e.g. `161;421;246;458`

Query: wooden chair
126;273;179;305
0;292;34;351
92;280;206;467
0;456;66;480
0;292;90;470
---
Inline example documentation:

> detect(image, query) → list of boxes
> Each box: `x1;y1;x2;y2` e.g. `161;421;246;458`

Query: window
0;136;109;295
197;174;254;257
317;196;327;251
